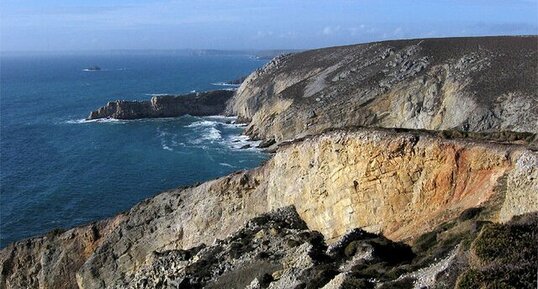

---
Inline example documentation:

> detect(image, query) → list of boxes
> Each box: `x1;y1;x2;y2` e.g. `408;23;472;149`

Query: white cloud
322;26;340;35
253;30;274;39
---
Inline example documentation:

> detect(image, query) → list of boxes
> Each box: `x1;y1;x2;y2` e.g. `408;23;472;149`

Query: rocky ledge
87;90;234;120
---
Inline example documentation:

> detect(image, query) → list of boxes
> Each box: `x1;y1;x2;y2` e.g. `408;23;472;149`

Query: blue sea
0;52;268;247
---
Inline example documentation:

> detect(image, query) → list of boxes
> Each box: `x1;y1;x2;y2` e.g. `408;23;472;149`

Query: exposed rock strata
1;128;536;288
113;207;538;289
87;90;234;120
0;217;126;289
2;36;538;289
227;36;538;141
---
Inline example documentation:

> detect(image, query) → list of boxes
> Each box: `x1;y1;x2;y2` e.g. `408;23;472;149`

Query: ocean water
0;53;268;247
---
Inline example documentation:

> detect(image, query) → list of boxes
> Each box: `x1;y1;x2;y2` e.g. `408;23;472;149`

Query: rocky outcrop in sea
87;90;234;120
1;36;537;289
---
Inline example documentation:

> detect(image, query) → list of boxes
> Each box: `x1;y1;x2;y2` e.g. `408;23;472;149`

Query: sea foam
65;118;126;124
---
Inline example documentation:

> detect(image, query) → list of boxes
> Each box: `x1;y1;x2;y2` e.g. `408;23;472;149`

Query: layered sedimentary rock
227;36;538;142
103;207;538;289
0;217;126;289
2;128;536;288
87;90;234;120
2;36;538;288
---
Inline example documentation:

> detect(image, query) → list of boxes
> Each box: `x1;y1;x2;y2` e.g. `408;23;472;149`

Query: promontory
1;36;537;289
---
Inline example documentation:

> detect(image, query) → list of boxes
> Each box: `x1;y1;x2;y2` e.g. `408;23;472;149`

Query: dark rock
327;228;379;256
257;138;276;148
458;207;483;222
87;90;234;120
226;76;248;85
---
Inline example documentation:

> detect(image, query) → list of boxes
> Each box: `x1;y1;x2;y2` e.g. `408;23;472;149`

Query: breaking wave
65;118;126;124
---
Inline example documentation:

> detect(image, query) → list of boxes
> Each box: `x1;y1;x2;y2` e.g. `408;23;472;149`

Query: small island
83;66;101;71
87;90;234;120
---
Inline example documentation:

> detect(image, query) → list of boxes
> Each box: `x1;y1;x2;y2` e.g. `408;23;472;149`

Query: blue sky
1;0;537;51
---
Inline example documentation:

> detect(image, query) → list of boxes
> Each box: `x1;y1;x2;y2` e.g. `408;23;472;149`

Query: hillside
228;36;538;144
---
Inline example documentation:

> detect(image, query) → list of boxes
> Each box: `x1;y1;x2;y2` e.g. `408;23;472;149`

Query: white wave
171;140;185;147
66;117;192;125
223;122;248;129
65;118;87;124
230;134;250;142
225;134;262;150
157;128;169;138
162;144;173;151
185;119;222;144
211;82;241;87
145;90;196;96
205;115;238;121
65;118;126;124
200;115;249;129
185;120;218;128
219;162;235;168
202;127;222;141
145;93;172;97
157;128;182;152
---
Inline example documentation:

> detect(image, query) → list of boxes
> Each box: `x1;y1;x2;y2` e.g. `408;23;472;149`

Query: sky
1;0;538;52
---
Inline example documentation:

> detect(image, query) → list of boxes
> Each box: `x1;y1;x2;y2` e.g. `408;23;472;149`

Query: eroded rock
227;36;538;142
87;90;234;120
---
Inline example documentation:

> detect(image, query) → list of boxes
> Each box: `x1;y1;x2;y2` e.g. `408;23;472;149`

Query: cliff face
2;36;538;288
87;90;234;120
265;131;536;242
0;217;126;289
227;36;538;142
94;208;538;289
2;128;536;288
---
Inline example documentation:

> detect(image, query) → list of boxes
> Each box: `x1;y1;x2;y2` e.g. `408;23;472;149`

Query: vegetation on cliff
228;36;537;142
2;36;538;289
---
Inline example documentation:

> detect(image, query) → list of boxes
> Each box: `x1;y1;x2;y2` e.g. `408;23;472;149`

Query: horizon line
2;34;536;54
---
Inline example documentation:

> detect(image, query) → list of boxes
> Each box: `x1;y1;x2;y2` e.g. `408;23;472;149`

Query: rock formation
2;128;537;288
227;36;538;142
87;90;234;120
101;207;538;289
2;36;538;288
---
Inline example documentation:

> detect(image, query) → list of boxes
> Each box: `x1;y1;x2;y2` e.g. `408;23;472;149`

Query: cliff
2;36;538;288
227;36;538;142
1;128;537;288
87;90;234;120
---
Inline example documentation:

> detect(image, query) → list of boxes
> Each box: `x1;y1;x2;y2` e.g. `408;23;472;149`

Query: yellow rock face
77;129;529;287
263;130;537;242
4;128;536;289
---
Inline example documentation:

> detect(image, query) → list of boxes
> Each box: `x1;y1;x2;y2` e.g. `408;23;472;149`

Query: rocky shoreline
2;127;537;288
87;90;234;120
1;36;537;289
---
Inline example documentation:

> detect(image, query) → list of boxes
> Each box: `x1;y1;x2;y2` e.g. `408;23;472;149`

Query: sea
0;52;268;247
